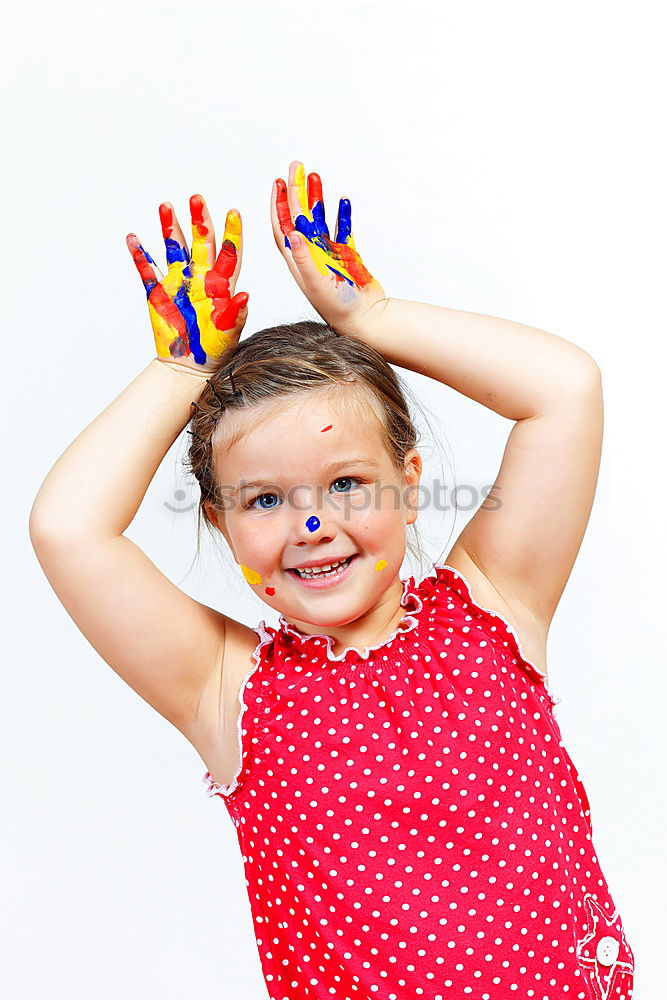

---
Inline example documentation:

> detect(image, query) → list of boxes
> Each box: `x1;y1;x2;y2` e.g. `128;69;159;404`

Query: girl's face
210;390;422;630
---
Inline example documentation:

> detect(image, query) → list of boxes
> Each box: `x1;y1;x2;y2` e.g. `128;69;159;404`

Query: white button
596;936;620;966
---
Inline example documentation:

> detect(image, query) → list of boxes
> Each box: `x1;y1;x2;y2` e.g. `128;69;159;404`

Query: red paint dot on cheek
265;587;275;596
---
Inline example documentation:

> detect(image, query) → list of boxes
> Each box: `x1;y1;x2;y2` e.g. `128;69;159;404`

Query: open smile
286;554;358;589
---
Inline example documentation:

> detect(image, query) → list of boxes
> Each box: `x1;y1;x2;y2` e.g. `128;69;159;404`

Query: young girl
29;161;634;1000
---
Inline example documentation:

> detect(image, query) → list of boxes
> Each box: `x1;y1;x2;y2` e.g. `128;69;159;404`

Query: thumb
287;230;324;287
287;229;311;263
286;230;335;305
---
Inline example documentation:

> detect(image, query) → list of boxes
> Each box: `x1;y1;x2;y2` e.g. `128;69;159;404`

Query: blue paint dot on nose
306;515;320;533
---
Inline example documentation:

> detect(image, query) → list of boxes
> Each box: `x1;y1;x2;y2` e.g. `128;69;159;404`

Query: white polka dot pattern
203;564;635;1000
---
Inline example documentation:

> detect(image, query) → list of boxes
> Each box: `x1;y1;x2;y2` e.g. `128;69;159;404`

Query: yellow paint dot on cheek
241;564;263;585
374;559;388;572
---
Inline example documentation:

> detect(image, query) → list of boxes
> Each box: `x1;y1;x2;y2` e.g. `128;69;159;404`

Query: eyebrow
229;457;381;498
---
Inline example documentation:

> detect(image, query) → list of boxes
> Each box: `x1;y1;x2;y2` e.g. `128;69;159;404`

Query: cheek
354;487;406;542
229;516;278;564
247;525;275;553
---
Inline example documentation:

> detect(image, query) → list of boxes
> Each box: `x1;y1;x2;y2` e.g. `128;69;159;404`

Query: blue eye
246;478;361;509
249;493;281;510
330;476;360;493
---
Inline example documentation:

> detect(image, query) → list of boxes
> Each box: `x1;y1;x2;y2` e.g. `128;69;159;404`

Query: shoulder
439;544;549;679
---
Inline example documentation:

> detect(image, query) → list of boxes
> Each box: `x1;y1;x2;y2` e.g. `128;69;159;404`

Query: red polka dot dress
203;564;635;1000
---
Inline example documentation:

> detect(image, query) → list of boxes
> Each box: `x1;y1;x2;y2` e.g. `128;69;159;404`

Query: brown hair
182;319;435;573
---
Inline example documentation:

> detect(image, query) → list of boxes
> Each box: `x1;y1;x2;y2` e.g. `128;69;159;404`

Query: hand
127;195;249;374
270;160;387;336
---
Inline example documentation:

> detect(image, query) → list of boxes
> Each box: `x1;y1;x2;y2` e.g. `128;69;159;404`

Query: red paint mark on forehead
321;424;333;432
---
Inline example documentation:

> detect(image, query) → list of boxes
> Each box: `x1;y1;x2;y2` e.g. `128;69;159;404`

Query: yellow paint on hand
292;164;360;287
241;564;262;585
223;210;242;251
148;301;177;358
374;559;387;572
162;260;187;297
188;272;215;343
201;323;235;360
291;163;373;291
294;162;310;218
306;239;358;284
191;230;210;272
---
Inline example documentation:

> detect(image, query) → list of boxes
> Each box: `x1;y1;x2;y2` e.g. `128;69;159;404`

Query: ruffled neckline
274;573;425;664
258;563;558;708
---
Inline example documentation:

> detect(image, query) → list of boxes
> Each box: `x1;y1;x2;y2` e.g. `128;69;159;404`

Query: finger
159;203;190;265
270;178;307;286
307;172;330;239
274;177;303;259
213;290;249;335
127;234;188;358
288;160;311;225
189;193;216;270
220;208;242;286
293;166;328;243
335;198;353;245
126;234;164;292
307;172;322;213
270;179;308;292
211;233;238;282
274;177;295;240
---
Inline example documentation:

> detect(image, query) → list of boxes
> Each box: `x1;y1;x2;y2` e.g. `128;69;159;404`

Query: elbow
28;485;55;548
28;507;54;554
564;352;602;395
28;502;70;553
579;351;602;379
538;351;602;416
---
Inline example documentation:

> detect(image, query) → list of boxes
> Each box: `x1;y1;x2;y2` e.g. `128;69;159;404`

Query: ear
204;501;238;559
203;501;221;531
402;448;423;526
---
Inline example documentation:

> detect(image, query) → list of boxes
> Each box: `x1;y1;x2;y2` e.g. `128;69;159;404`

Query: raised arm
349;298;603;638
29;195;254;738
270;160;603;657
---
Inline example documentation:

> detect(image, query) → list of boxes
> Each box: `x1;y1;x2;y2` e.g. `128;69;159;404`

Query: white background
3;0;664;996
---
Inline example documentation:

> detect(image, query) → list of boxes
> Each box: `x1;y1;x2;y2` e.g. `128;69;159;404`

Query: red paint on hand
159;203;174;240
336;242;373;288
307;172;323;212
190;194;209;237
275;179;294;237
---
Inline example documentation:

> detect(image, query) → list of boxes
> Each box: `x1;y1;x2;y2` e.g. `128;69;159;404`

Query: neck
283;575;407;655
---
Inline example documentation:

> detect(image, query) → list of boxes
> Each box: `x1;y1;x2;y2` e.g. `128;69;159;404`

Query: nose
288;501;337;548
292;521;336;547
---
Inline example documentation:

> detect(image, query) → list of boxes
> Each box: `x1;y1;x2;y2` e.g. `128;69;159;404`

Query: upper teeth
295;557;349;577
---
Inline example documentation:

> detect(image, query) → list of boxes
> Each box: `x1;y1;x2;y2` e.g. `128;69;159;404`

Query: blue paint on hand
335;199;352;244
164;238;189;265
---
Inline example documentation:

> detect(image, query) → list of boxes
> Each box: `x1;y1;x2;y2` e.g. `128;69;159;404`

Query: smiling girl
29;162;634;1000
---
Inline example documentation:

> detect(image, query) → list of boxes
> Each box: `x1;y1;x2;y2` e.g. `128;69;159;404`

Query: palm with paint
271;161;386;335
127;195;249;373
